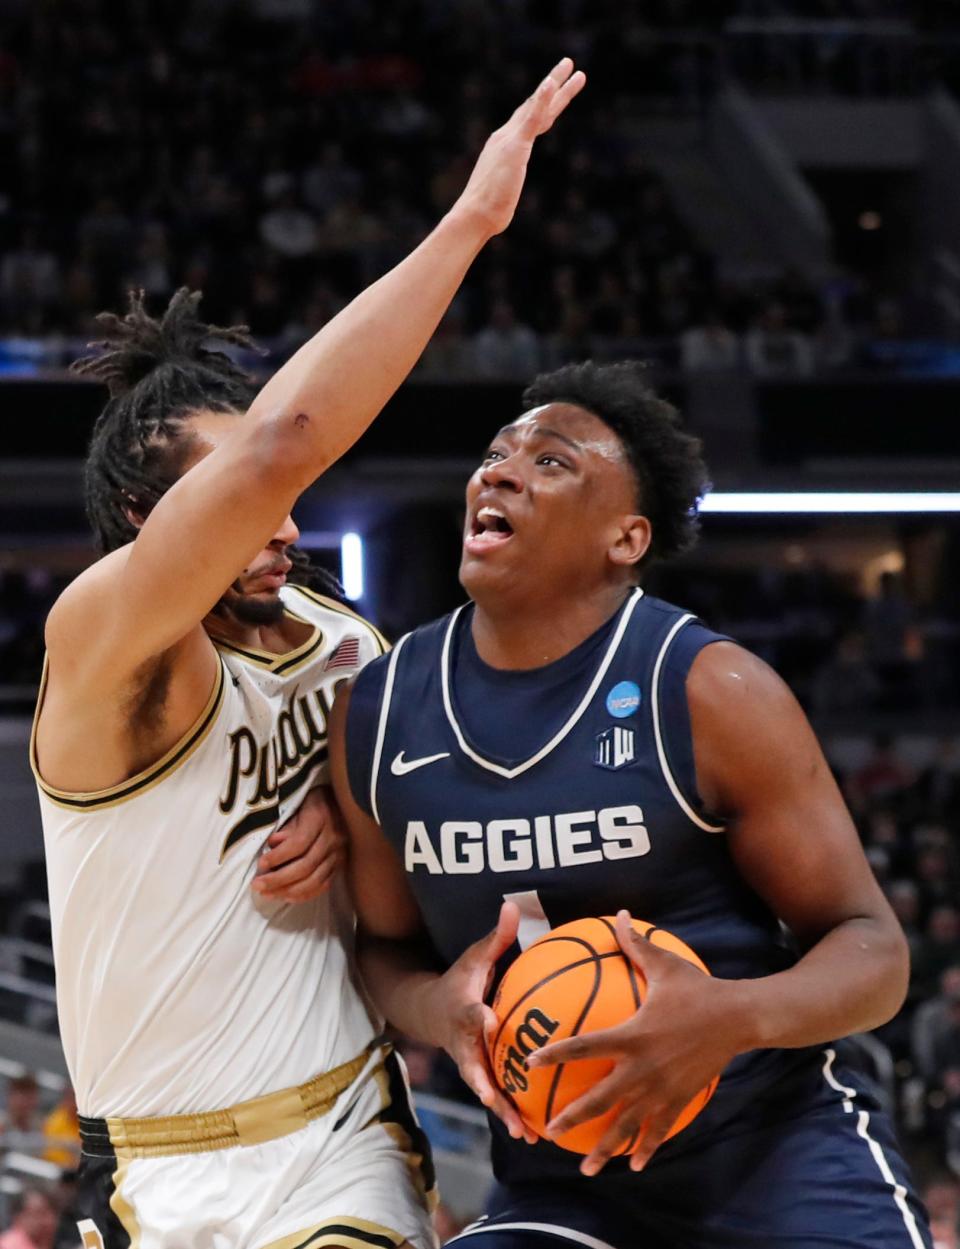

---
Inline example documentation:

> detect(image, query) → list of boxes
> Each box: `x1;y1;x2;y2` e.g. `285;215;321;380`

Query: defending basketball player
30;61;586;1249
330;362;933;1248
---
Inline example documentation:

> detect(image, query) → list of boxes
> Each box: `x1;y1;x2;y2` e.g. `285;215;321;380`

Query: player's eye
537;453;566;468
483;448;505;463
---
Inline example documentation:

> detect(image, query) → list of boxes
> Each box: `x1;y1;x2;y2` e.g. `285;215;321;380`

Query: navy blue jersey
347;589;818;1168
346;588;933;1246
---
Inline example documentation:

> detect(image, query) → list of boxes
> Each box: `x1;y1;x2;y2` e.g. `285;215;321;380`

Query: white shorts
76;1047;437;1249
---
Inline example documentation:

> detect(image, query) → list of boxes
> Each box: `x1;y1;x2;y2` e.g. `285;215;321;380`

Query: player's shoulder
629;590;731;661
282;583;389;656
687;636;797;726
44;545;132;658
347;608;455;725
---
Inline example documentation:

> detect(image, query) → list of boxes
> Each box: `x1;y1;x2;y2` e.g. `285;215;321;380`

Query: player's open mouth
466;506;515;553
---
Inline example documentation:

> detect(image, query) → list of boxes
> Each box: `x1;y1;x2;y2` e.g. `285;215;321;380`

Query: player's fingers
258;806;322;868
526;1022;627;1068
479;1006;538;1144
544;1068;628;1139
481;1002;499;1047
540;69;586;132
460;1058;527;1140
580;1107;650;1178
628;1101;686;1172
257;829;312;872
254;831;327;888
516;60;570;137
546;55;576;87
269;860;339;904
477;901;520;967
614;909;672;978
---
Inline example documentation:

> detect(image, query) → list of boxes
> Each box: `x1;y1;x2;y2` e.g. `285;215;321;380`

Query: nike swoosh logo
390;751;450;776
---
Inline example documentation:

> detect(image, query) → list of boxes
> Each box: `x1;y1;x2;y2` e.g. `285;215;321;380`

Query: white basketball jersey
32;586;386;1119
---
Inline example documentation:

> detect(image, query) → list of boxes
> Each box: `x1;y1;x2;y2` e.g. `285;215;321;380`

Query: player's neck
470;584;633;670
203;606;313;656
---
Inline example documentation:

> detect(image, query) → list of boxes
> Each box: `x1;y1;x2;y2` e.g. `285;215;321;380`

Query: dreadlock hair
74;288;345;601
521;360;710;569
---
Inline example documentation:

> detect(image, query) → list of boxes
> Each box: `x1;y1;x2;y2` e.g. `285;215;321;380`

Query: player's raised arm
49;59;585;686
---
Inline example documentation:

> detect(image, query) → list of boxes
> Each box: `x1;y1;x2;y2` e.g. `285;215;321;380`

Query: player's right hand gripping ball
486;916;719;1155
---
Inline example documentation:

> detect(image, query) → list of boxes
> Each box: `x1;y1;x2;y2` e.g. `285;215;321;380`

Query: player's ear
120;490;147;532
608;514;651;569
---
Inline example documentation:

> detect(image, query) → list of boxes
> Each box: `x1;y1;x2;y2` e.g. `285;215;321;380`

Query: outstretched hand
425;901;538;1145
527;910;746;1176
455;57;586;238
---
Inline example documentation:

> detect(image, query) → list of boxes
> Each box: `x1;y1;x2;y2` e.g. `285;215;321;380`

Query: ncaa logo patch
606;680;641;719
595;725;636;770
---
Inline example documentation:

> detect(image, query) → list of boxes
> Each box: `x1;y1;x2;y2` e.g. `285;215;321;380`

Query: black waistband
78;1114;114;1159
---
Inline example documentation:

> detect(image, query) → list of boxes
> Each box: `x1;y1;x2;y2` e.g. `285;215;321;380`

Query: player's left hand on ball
526;909;745;1177
252;785;346;903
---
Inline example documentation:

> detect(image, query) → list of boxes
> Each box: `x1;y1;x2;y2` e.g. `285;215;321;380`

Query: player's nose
273;514;300;546
480;456;524;492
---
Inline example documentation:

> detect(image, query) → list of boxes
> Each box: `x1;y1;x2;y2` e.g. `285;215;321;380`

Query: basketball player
330;361;933;1249
30;60;586;1249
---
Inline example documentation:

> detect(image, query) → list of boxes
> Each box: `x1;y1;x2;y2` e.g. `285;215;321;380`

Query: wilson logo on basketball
498;1007;559;1095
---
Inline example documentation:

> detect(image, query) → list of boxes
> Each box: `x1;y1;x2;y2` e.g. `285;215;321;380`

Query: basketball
487;916;719;1155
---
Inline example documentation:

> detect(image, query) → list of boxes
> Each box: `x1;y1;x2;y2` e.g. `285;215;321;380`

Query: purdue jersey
33;586;386;1119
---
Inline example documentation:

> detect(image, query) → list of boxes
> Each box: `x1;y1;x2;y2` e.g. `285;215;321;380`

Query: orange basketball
486;916;718;1156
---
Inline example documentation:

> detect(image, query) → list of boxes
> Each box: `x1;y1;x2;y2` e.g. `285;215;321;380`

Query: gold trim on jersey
31;658;227;813
293;586;390;655
373;1055;438;1214
108;1157;142;1249
260;1215;407;1249
209;603;326;675
103;1051;369;1159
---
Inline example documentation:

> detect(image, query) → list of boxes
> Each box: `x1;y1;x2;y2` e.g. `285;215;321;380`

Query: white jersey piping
440;589;644;780
821;1048;926;1249
448;1221;618;1249
650;613;726;833
369;633;409;824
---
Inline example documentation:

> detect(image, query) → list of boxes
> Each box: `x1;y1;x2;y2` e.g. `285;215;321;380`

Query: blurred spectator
886;879;923;966
51;1171;80;1249
259;190;318;260
913;965;960;1082
302;143;362;215
0;1186;58;1249
680;312;740;372
0;1074;43;1154
472;300;540;380
912;739;960;825
418;305;474;380
846;734;913;814
0;228;60;325
863;572;917;706
42;1087;79;1169
924;1175;960;1249
745;302;814;377
915;907;960;1000
810;630;879;714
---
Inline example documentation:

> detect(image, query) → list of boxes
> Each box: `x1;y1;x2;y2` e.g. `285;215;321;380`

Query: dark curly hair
74;287;342;598
522;360;710;568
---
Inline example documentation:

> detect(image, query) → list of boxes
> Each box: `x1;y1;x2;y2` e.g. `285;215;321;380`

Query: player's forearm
247;207;489;485
357;931;447;1047
733;916;909;1051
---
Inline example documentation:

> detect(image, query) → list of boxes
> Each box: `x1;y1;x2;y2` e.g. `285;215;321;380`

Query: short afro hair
522;361;710;567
